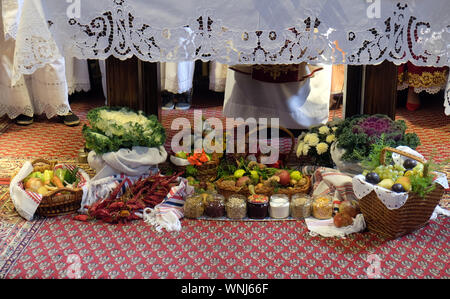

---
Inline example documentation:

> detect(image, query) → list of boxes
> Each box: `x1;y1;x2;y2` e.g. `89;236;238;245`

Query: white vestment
161;61;196;94
223;64;332;129
0;1;72;119
66;57;91;95
161;61;228;94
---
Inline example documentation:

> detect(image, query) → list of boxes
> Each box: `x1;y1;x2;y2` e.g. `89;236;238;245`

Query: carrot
51;176;64;188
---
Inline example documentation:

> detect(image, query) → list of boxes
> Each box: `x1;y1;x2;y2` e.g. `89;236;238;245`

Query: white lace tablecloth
3;0;450;114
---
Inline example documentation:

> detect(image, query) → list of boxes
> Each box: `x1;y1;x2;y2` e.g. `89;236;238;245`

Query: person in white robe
160;60;228;110
0;1;80;126
66;57;91;96
160;61;195;110
223;63;332;132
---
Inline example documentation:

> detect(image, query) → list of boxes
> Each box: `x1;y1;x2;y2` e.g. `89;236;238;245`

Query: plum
391;183;406;193
365;172;381;184
403;159;417;170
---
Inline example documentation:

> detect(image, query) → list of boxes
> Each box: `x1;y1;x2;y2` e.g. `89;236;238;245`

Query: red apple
277;170;291;186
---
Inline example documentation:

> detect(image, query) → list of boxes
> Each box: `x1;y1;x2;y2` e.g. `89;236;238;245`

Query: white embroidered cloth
4;0;450;114
87;146;167;180
305;214;366;238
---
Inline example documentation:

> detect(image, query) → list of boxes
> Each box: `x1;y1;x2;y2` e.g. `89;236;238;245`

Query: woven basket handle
245;125;295;164
31;159;54;167
380;147;428;176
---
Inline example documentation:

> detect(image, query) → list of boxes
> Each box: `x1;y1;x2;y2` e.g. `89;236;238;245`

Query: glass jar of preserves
290;193;312;219
247;194;269;219
204;193;226;218
269;194;290;219
184;194;206;219
312;195;333;220
225;194;247;219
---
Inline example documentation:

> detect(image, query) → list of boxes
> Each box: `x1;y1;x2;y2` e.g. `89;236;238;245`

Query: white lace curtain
5;0;450;113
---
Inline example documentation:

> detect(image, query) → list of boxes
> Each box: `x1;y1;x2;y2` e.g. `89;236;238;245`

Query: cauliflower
83;106;166;154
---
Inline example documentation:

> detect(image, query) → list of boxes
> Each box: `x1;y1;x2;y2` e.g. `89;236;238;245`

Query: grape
413;163;424;171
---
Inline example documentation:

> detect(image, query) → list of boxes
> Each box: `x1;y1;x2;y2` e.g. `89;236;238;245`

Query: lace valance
5;0;450;114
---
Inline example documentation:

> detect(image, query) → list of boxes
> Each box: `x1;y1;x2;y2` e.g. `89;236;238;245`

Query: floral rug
3;212;449;279
0;185;46;278
0;116;12;135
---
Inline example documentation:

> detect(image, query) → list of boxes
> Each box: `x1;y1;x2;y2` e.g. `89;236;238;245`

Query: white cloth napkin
143;178;194;232
305;214;366;238
88;146;168;180
9;161;38;220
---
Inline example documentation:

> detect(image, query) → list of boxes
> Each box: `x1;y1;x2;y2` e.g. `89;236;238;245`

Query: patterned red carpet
0;93;449;279
3;210;449;279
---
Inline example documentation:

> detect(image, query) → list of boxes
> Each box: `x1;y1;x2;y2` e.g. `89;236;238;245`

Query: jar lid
270;194;289;202
228;194;246;201
248;194;268;203
292;193;311;199
213;193;225;201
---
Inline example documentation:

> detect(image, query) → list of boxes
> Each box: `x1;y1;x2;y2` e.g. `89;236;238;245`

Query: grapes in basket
362;161;425;193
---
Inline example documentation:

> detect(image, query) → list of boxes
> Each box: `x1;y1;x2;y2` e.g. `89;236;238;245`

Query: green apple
234;169;246;179
250;170;259;181
290;171;302;181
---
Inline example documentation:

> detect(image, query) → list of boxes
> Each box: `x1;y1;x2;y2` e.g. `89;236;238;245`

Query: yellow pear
395;176;412;192
377;179;395;190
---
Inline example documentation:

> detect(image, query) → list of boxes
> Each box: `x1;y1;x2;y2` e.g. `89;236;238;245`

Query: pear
395;176;412;192
377;178;395;190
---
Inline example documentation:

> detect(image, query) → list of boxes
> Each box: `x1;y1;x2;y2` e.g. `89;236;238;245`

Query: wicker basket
239;125;296;167
276;175;311;197
215;178;249;199
359;147;445;239
30;159;84;217
196;153;221;182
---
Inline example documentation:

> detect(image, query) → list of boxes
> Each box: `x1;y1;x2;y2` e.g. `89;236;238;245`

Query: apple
277;170;291;186
236;176;250;187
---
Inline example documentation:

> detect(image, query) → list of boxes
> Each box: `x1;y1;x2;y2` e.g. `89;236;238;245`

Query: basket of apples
256;169;311;197
352;147;446;239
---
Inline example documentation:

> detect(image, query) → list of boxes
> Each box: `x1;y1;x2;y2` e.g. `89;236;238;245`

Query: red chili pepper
110;201;126;209
73;214;89;222
108;179;128;201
